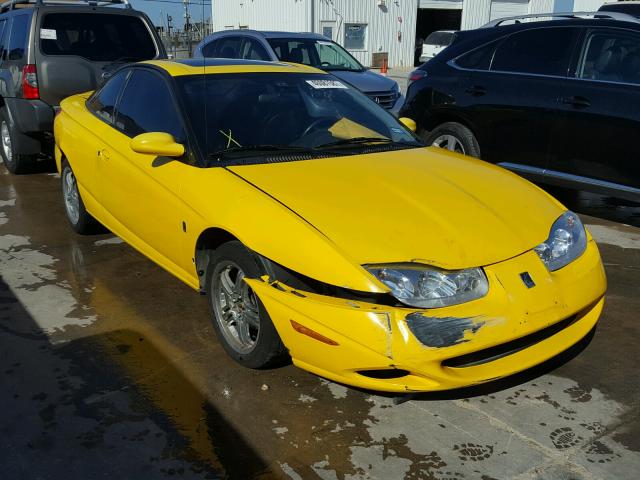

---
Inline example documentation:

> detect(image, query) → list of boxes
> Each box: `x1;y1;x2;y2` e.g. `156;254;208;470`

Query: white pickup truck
419;30;456;63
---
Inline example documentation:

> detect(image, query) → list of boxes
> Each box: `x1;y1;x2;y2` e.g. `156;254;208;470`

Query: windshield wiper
207;144;334;164
316;137;395;148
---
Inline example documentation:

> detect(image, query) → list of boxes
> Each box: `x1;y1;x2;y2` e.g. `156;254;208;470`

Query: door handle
465;85;487;96
97;149;110;160
559;96;591;108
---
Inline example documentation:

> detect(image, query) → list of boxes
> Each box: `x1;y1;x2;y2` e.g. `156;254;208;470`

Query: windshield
424;31;455;46
176;72;421;166
40;13;157;62
267;38;364;72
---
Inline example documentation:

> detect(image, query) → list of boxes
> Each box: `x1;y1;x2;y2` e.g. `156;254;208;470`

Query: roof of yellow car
143;59;326;77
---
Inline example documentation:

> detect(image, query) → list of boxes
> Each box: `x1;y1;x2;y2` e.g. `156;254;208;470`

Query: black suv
0;0;166;174
401;12;640;202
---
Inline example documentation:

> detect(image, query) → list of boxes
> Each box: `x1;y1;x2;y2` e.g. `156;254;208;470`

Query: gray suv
0;0;166;174
194;30;404;115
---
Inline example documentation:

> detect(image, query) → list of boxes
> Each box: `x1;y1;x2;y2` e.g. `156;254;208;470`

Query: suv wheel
424;122;481;158
0;108;36;174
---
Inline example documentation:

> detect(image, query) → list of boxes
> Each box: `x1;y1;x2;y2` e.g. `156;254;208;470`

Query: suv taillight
22;64;39;99
408;69;428;86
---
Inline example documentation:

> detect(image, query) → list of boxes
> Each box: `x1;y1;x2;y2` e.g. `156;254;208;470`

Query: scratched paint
405;313;485;348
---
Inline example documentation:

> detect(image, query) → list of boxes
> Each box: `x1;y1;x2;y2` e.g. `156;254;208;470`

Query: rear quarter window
8;15;30;61
39;13;157;61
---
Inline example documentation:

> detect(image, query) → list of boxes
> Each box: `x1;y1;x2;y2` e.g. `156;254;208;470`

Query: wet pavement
1;162;639;480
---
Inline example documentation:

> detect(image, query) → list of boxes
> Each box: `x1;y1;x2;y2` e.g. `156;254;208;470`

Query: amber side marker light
290;320;339;346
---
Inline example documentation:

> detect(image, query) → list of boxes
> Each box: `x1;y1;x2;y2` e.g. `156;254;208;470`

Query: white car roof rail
482;11;640;28
0;0;132;13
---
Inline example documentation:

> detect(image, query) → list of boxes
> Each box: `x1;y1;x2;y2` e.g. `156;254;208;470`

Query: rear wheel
0;108;36;174
206;241;287;368
61;160;99;234
424;122;481;158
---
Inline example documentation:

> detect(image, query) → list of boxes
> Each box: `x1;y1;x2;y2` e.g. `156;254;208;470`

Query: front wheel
206;241;287;369
424;122;481;158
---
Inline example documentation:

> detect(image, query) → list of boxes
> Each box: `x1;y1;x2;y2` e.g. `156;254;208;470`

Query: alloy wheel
431;134;466;154
1;121;12;163
211;260;260;354
62;167;80;225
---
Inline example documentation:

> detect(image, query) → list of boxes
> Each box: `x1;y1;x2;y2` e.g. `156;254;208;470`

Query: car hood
330;69;398;93
228;148;564;270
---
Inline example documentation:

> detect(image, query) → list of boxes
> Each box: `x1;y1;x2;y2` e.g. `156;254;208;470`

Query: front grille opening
357;369;410;379
443;315;578;368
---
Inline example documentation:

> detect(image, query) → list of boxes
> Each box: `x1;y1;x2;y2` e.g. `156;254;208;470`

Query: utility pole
183;0;192;57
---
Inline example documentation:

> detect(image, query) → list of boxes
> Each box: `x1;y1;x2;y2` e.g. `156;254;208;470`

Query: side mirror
399;117;417;133
130;132;185;157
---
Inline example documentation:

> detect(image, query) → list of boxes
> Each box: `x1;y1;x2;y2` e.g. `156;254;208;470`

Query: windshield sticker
40;29;57;40
317;41;334;46
306;79;348;89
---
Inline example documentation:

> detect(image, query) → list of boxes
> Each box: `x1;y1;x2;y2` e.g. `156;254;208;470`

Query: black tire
205;241;287;369
0;107;37;174
424;122;481;158
60;159;100;234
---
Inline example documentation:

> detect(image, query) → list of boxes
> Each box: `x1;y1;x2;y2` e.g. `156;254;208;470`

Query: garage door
489;0;530;21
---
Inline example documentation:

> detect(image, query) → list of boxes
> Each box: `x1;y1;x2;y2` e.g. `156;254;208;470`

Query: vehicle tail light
408;69;427;86
22;64;39;99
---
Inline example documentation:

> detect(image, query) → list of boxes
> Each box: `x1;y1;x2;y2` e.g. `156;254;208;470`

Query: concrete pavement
1;163;639;479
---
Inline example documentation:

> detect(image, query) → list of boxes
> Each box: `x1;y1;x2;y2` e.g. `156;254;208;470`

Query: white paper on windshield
40;29;57;40
317;41;333;46
306;79;348;89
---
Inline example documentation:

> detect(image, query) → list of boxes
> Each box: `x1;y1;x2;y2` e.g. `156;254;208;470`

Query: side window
115;69;184;141
0;19;7;62
454;40;500;70
243;38;269;61
216;37;243;58
491;28;577;76
578;30;640;85
8;15;29;61
201;39;218;58
87;70;129;124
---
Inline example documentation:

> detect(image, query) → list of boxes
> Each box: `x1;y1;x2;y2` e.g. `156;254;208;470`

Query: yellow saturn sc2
54;59;606;393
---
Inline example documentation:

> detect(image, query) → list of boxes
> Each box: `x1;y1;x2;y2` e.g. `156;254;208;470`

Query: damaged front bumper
245;238;606;393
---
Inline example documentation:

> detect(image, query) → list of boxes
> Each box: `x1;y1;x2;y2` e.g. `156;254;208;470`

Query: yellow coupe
54;59;606;392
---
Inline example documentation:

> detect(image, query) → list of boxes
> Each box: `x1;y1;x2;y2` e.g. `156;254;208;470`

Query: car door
96;68;191;273
457;27;580;171
549;27;640;194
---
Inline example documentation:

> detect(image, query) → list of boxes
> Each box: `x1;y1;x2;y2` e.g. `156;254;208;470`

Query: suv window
87;70;129;124
242;38;269;60
201;39;218;57
40;13;157;62
578;30;640;85
215;37;243;58
491;28;577;76
0;19;7;61
8;15;29;61
455;40;500;70
115;69;184;141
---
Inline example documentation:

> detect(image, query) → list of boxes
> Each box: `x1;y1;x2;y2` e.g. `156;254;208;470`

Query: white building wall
573;0;607;10
314;0;418;67
211;0;308;32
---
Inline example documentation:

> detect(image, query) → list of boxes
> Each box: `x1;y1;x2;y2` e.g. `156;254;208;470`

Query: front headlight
534;211;587;271
365;264;489;308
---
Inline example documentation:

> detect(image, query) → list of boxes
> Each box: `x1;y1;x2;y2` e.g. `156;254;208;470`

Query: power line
137;0;211;5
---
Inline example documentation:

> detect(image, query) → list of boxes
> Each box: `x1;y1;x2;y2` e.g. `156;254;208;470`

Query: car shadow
0;276;268;479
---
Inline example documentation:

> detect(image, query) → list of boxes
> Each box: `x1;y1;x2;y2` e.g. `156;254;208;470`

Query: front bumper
247;237;606;393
